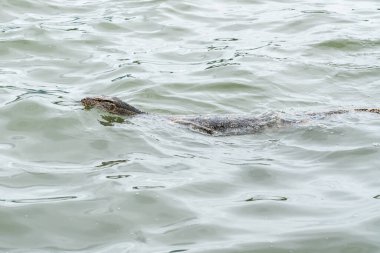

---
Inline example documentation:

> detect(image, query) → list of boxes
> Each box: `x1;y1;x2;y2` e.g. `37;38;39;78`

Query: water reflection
98;115;125;126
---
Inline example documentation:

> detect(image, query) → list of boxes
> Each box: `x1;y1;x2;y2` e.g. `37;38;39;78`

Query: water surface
1;0;380;252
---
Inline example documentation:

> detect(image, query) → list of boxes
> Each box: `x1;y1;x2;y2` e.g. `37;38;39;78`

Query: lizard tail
354;108;380;114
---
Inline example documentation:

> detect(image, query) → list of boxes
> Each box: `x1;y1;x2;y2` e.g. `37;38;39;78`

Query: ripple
244;195;288;202
214;38;239;42
0;195;77;204
132;185;165;190
313;38;380;51
106;174;131;179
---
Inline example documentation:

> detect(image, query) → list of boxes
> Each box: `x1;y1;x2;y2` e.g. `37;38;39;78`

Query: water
1;0;380;252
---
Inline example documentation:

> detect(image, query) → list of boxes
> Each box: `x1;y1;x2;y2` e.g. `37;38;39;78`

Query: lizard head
81;96;144;116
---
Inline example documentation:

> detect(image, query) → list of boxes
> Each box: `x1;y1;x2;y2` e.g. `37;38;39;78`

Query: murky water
1;0;380;252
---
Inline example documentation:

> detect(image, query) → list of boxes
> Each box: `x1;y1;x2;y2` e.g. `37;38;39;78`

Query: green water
1;0;380;252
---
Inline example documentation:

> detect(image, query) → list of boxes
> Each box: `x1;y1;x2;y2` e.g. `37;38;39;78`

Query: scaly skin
81;96;144;116
81;96;380;136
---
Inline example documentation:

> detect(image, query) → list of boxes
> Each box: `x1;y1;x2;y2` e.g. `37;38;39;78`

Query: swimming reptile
81;96;380;136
